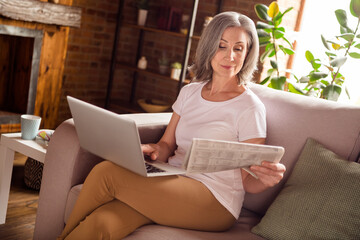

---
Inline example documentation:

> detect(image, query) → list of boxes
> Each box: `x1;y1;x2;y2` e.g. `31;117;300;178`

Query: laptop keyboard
145;162;166;173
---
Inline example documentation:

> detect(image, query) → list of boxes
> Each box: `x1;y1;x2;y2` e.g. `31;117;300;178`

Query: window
291;0;360;105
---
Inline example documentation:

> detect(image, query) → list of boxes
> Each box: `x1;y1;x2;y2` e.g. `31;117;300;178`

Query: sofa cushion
64;184;82;224
251;138;360;239
64;186;264;239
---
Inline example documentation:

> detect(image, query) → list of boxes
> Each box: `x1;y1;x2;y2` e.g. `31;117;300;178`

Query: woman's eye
235;46;243;51
219;45;226;49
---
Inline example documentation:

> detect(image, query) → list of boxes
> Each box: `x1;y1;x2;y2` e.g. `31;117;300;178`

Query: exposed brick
58;0;302;126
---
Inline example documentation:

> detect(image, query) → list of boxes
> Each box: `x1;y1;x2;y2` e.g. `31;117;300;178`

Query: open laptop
67;96;186;177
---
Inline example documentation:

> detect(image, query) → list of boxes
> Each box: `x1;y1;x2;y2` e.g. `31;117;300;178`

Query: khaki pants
60;161;235;239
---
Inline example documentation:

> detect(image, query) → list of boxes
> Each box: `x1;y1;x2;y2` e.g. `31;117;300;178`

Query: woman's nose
225;49;235;61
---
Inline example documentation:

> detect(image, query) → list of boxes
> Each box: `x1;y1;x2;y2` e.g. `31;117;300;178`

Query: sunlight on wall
292;0;360;105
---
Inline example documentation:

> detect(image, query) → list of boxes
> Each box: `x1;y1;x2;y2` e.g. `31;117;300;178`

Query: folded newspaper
182;138;285;175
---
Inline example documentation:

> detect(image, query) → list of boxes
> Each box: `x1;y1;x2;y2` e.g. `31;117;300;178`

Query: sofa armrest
34;113;171;240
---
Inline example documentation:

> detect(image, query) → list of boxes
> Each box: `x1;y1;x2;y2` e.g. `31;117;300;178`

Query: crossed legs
59;161;235;239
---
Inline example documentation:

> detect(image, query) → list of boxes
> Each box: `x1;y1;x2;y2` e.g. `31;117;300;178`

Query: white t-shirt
169;81;266;218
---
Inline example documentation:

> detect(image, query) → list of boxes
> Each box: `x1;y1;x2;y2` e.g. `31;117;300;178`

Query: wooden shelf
122;23;201;40
116;62;190;84
123;23;187;38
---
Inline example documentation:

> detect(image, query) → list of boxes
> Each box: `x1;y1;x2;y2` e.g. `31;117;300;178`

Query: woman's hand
242;161;286;193
141;144;160;161
250;161;286;188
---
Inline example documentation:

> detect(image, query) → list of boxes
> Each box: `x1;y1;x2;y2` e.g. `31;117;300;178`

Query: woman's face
211;27;249;81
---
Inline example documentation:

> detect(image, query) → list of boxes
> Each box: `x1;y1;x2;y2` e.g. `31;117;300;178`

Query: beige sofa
33;84;360;239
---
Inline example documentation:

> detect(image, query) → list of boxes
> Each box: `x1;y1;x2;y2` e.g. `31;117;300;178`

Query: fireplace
0;25;43;126
0;0;81;132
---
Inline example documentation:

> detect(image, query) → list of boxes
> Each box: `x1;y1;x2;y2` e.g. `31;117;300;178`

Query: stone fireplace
0;0;81;132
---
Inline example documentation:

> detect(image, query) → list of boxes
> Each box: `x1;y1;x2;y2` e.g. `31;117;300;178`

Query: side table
0;133;47;224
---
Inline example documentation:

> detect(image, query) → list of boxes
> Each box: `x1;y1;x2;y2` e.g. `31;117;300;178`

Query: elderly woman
58;11;286;239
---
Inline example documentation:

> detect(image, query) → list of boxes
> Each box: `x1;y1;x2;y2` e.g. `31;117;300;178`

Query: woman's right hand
141;144;160;161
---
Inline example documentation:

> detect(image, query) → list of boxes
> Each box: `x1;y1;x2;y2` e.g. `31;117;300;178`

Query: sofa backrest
245;83;360;215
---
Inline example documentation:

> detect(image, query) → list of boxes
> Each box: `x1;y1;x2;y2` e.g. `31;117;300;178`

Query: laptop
67;96;186;177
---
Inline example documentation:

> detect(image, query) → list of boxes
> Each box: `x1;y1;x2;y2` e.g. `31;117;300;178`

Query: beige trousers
59;161;235;240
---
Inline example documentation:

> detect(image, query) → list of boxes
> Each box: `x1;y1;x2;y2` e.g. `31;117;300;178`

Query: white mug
21;115;41;140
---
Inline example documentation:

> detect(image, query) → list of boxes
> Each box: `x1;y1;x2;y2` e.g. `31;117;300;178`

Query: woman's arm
141;112;180;163
241;138;286;194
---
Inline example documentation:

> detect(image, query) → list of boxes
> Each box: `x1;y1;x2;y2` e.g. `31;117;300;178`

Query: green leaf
274;29;285;39
260;48;271;62
259;40;271;47
257;29;271;38
288;83;305;95
270;59;278;69
268;49;276;58
270;76;287;90
310;72;328;81
349;52;360;58
305;50;314;62
354;43;360;49
335;9;349;28
330;56;347;67
344;41;356;48
256;21;274;29
282;7;294;16
282;36;293;48
299;76;310;83
325;52;337;58
337;33;355;41
255;4;272;22
350;0;360;18
267;68;275;76
311;59;322;70
265;43;274;51
321;35;330;50
260;76;270;85
279;46;295;55
322;84;342;101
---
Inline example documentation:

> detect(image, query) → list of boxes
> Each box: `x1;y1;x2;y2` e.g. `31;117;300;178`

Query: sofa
33;84;360;240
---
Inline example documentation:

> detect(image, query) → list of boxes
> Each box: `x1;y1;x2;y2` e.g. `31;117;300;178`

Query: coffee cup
21;115;41;140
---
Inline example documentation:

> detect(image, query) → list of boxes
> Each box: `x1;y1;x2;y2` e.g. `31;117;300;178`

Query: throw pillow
251;138;360;239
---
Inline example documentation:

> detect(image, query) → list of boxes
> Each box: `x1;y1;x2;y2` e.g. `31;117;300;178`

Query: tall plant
298;0;360;101
255;0;360;101
254;1;294;91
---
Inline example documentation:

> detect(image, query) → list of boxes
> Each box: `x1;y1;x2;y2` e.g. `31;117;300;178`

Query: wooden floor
0;153;39;240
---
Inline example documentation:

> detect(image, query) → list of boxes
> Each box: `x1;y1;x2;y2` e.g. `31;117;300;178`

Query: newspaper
182;138;285;175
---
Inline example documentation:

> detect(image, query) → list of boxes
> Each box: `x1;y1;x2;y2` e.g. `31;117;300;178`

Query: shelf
116;62;190;84
122;23;201;40
123;23;187;38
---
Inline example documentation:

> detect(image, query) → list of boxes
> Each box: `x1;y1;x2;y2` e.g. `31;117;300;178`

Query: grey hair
189;11;259;85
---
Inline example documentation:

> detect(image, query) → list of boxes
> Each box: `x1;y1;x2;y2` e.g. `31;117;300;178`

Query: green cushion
251;138;360;239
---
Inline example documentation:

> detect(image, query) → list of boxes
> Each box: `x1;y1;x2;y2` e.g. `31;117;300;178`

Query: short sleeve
237;104;267;142
172;85;188;116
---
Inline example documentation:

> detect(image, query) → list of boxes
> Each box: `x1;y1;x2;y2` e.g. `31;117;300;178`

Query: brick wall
57;0;301;127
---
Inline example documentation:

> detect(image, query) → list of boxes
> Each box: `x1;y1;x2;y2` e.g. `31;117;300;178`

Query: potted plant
170;62;182;80
137;0;149;26
158;56;169;75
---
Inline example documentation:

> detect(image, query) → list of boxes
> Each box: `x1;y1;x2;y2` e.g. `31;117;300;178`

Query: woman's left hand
249;161;286;188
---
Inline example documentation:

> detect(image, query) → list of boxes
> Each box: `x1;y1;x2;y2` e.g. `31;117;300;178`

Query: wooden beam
0;0;81;28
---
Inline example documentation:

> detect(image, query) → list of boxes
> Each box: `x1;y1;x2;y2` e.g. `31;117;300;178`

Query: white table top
0;133;48;163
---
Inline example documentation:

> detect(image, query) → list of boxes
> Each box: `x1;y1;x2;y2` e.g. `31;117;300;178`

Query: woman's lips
221;65;233;70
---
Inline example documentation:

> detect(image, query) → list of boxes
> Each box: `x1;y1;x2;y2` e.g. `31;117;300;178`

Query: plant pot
171;68;181;80
159;65;168;75
137;9;148;26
